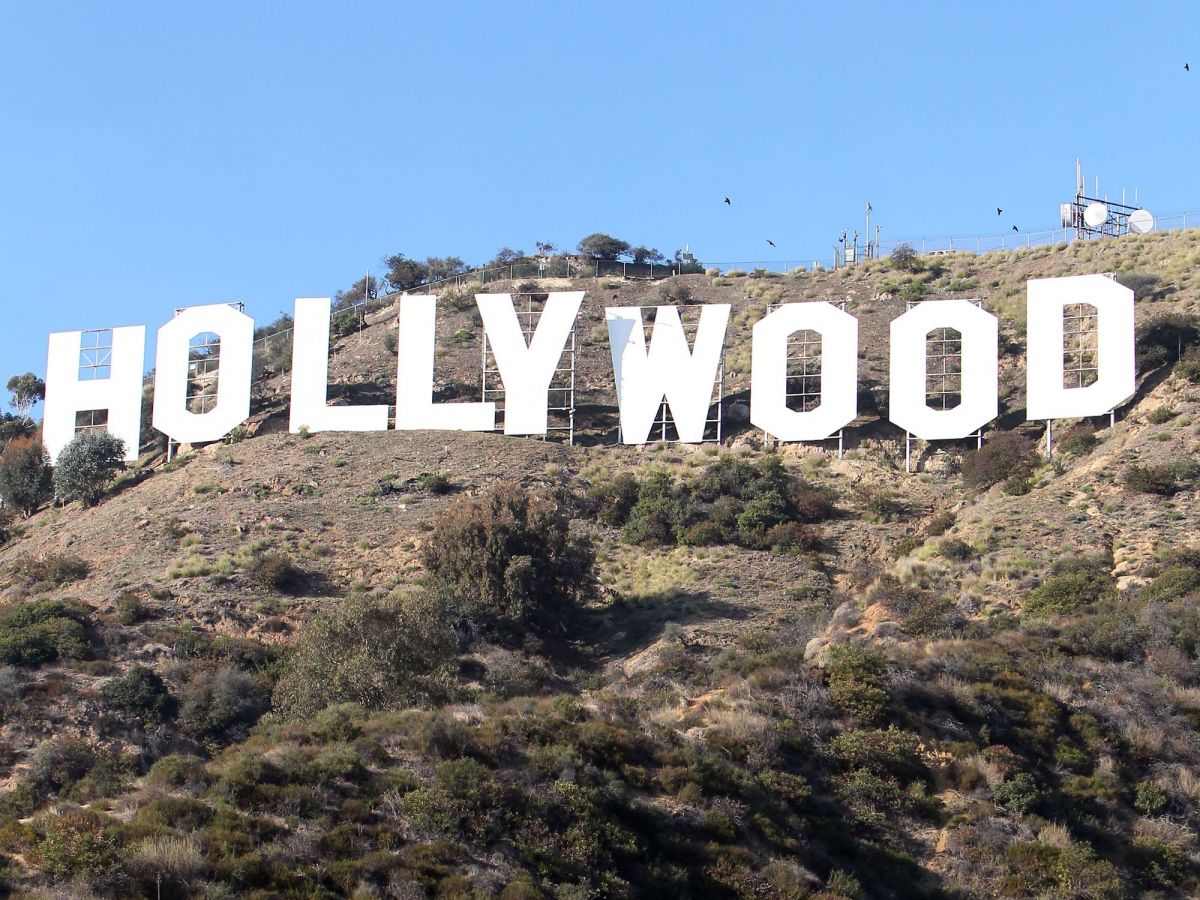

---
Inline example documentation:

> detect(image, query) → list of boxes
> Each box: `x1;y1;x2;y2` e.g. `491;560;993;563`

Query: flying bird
724;197;731;205
1012;225;1019;232
996;207;1003;215
1186;63;1190;71
767;239;776;247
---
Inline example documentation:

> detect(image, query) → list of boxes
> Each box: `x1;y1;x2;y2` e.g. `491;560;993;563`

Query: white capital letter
153;304;253;444
289;298;389;434
606;304;729;444
1027;274;1135;420
751;302;857;441
889;299;998;440
395;295;495;431
43;326;145;463
477;292;582;435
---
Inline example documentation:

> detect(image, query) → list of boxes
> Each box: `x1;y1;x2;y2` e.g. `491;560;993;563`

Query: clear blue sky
1;1;1198;402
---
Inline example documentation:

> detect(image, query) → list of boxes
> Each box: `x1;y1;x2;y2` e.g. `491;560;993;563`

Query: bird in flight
767;239;776;247
1012;225;1019;232
996;207;1003;215
724;197;731;205
1186;63;1190;71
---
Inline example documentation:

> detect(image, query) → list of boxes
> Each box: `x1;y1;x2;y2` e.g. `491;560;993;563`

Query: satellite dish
1084;202;1109;227
1128;208;1155;234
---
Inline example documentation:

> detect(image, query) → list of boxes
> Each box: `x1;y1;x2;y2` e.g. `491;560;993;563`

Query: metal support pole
1046;420;1054;459
905;432;912;473
838;428;844;459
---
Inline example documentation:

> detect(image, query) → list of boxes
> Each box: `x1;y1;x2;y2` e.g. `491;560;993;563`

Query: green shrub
1024;556;1114;616
0;598;93;666
52;431;126;506
1142;565;1200;603
423;482;597;633
616;456;834;549
416;472;454;494
100;665;176;724
1134;779;1168;816
272;592;455;719
146;754;210;789
961;432;1038;489
826;644;889;723
0;439;52;517
1146;406;1176;425
993;772;1043;814
1056;423;1097;457
248;552;306;594
1136;312;1200;373
30;810;122;886
890;243;920;273
830;727;923;779
586;472;639;526
180;666;271;745
12;552;89;586
115;591;147;625
1176;348;1200;383
1124;461;1199;496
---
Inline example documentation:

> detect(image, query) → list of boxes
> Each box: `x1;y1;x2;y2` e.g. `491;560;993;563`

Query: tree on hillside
890;243;921;273
0;414;35;444
422;482;597;636
272;592;456;719
7;373;45;419
488;247;526;266
425;256;469;282
52;432;125;507
0;439;52;517
383;253;431;292
577;233;630;261
333;274;381;311
629;246;664;264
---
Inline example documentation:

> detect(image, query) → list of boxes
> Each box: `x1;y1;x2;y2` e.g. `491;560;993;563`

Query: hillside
1;230;1200;898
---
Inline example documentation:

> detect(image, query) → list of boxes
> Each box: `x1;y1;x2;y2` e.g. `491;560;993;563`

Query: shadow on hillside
582;589;750;660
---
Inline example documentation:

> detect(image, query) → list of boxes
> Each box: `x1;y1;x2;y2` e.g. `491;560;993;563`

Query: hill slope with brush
0;231;1199;897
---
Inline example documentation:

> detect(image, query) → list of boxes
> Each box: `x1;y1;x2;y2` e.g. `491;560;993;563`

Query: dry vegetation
0;231;1198;896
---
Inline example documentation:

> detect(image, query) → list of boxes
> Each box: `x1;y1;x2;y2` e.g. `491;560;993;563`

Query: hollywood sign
41;274;1134;463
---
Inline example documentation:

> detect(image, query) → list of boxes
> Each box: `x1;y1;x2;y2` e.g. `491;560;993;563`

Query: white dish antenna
1083;202;1109;228
1128;208;1155;234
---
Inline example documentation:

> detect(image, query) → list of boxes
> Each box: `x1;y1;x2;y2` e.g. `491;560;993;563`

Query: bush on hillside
248;552;306;594
100;665;176;724
1141;566;1200;603
52;431;126;506
1023;555;1114;617
960;432;1038;489
272;592;456;719
180;666;271;746
12;552;89;586
1136;312;1200;373
0;439;52;517
1056;423;1098;457
0;598;93;666
890;243;921;273
29;810;123;886
423;483;597;633
825;644;889;723
600;456;833;552
1123;460;1199;496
